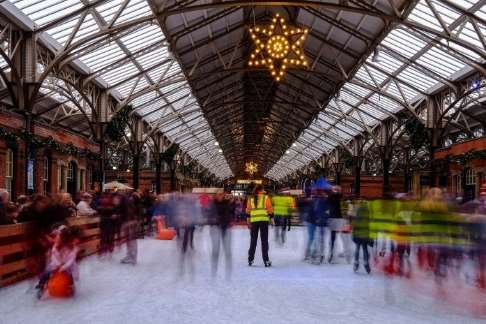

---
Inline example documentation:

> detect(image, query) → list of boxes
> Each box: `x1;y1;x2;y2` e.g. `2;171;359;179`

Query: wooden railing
0;217;102;288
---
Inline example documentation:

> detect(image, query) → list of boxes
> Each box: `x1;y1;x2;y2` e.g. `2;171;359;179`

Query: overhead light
218;149;223;153
286;150;290;154
372;47;381;63
292;143;297;147
126;169;130;173
472;80;481;90
214;141;219;146
112;166;117;170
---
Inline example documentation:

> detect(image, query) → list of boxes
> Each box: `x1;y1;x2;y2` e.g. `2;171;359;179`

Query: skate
36;287;44;300
328;254;333;264
248;260;253;267
264;261;272;267
121;257;136;265
353;263;359;273
365;264;371;274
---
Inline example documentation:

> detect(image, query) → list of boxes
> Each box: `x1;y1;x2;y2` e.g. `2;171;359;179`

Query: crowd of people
0;177;485;300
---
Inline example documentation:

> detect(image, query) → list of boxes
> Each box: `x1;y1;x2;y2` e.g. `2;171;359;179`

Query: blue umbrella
312;176;332;191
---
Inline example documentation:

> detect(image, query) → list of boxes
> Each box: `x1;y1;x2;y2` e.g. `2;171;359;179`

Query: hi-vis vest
249;195;270;223
272;195;294;217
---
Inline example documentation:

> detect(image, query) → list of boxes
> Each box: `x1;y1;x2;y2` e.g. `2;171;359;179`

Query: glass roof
10;0;233;179
267;0;486;180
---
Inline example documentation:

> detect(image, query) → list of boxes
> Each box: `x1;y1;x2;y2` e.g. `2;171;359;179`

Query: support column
404;148;411;193
352;137;363;197
132;153;140;190
94;91;111;191
130;118;145;191
426;98;443;188
379;121;392;197
12;34;39;196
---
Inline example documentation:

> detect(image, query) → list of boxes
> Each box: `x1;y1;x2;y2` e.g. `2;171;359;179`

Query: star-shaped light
248;13;309;82
245;161;258;177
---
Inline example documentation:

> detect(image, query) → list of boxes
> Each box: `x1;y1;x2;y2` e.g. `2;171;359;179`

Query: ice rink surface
1;227;484;324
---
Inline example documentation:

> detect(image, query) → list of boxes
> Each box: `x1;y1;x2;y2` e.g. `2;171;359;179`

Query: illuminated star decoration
245;161;259;177
248;13;309;82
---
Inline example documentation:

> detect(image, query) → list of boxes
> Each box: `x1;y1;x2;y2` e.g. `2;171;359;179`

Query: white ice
0;227;484;324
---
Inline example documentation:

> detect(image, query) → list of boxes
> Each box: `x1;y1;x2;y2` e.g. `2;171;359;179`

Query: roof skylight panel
368;51;404;75
344;83;372;99
121;25;165;52
416;47;464;77
368;93;400;113
80;43;126;70
385;80;419;102
408;1;446;32
95;0;128;22
137;49;170;69
382;29;426;59
456;21;485;49
102;62;139;85
397;66;440;92
116;0;152;24
12;0;84;26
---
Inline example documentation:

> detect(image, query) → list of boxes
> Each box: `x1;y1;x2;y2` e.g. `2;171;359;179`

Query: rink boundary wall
0;217;128;288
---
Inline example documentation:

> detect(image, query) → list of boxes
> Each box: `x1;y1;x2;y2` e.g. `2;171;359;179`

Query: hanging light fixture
248;13;309;82
245;161;259;177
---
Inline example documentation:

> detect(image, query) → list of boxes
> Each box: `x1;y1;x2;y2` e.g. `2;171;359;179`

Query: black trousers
248;221;269;262
355;242;369;266
182;226;195;253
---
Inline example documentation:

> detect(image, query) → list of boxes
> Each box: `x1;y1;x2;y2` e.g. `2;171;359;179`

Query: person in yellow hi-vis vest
272;194;296;245
246;185;274;267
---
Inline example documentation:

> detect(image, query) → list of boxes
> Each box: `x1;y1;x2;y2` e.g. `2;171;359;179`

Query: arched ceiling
154;0;412;177
2;0;486;180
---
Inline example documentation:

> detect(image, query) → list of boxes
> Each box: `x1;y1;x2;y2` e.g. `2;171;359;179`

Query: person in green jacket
272;194;296;245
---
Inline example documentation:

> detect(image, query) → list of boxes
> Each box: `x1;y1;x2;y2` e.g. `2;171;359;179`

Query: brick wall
341;176;405;198
0;111;100;198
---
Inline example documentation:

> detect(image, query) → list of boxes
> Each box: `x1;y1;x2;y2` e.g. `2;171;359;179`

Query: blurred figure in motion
209;190;234;278
305;177;330;265
76;192;97;217
120;194;138;265
351;198;372;274
474;192;486;288
172;193;201;276
247;185;273;267
417;188;449;280
97;193;116;255
328;186;343;263
271;192;295;245
35;225;81;299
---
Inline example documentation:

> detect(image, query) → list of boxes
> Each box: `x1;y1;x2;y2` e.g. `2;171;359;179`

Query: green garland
444;149;486;166
105;105;133;142
405;118;429;151
0;127;101;160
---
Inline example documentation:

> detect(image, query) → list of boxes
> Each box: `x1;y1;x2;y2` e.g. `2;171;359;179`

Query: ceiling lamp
245;161;258;177
248;13;309;82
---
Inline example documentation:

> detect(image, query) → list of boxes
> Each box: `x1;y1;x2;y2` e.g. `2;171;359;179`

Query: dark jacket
211;199;234;228
328;193;342;219
309;196;330;226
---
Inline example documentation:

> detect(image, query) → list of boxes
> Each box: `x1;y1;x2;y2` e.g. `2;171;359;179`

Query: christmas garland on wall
0;127;101;160
443;149;486;166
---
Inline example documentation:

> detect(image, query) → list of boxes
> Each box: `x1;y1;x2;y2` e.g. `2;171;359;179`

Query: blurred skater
351;199;372;274
35;226;81;299
120;194;138;265
272;193;295;245
328;186;343;263
209;191;234;277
